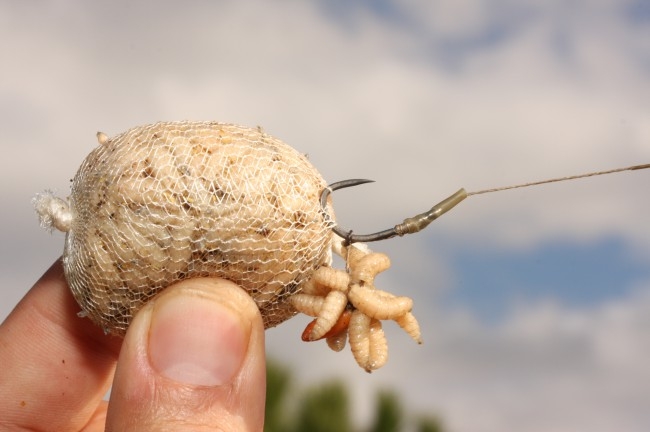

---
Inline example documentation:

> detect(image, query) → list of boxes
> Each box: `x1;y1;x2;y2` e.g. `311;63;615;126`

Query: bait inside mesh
53;121;335;334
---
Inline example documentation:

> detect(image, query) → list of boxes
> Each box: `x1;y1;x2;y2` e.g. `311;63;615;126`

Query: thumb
106;278;266;431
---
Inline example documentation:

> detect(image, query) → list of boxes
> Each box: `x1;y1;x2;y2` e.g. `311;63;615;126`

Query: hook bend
320;179;468;245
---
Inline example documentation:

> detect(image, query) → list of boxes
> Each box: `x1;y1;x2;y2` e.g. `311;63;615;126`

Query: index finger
0;259;122;431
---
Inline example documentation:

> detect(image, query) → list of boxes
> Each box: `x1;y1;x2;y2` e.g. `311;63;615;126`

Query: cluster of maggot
291;238;422;372
34;121;467;373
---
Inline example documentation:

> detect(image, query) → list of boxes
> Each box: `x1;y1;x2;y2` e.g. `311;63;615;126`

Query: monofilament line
467;163;650;197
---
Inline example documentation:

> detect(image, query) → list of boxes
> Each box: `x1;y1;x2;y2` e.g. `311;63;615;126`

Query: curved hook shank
320;179;468;244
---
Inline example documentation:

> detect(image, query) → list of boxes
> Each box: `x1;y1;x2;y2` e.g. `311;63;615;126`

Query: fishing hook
320;179;468;245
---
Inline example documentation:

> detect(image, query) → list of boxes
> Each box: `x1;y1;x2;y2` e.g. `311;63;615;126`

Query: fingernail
148;290;248;386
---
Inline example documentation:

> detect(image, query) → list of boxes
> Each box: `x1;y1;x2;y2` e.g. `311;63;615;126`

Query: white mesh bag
35;121;336;335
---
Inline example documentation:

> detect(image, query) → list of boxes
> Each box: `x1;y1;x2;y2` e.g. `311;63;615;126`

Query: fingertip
149;283;250;386
107;278;266;431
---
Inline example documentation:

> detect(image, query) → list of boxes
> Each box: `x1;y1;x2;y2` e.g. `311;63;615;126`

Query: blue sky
1;1;649;431
446;236;650;321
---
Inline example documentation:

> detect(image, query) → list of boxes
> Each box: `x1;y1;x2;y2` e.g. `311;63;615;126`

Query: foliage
264;360;293;432
264;360;444;432
295;381;354;432
367;390;403;432
415;416;445;432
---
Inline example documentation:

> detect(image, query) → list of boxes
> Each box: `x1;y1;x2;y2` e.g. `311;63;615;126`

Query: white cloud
1;1;649;430
428;288;650;432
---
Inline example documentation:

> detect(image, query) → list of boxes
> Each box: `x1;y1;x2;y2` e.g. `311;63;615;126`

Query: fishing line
467;163;650;197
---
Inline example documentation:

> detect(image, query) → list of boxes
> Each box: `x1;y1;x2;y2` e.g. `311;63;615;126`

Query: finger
0;259;121;431
106;278;266;431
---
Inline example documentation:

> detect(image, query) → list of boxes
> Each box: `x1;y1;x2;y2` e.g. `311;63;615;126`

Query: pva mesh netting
55;121;335;335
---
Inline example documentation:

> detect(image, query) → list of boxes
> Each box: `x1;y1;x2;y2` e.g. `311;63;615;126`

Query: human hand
0;259;267;431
